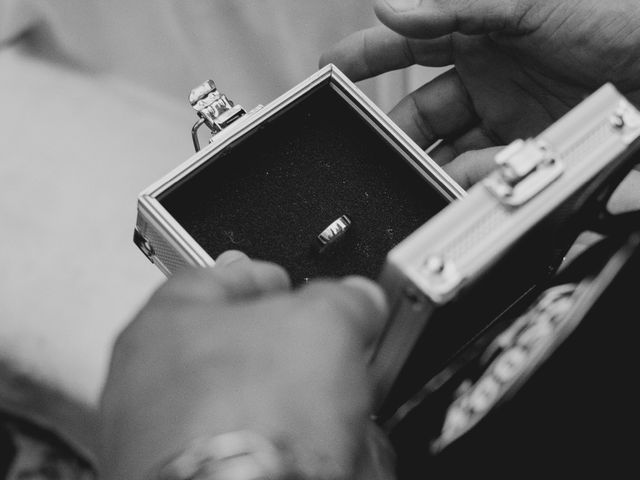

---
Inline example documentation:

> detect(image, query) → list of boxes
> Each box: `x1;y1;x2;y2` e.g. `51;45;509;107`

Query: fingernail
215;250;249;267
342;276;388;315
385;0;420;12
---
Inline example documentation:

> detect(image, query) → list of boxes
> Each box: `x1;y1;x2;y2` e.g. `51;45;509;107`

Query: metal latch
189;80;246;151
484;139;564;207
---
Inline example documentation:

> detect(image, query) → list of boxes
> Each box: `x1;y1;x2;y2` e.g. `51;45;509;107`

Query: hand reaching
99;251;393;480
322;0;640;187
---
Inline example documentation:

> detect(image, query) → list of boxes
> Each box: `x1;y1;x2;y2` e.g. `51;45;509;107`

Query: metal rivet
424;256;445;274
611;113;625;129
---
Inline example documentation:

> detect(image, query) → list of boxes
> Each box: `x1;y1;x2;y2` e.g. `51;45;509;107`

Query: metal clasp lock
190;80;246;151
484;139;564;207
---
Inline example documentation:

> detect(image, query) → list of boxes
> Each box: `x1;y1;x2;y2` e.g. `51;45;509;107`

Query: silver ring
317;215;352;249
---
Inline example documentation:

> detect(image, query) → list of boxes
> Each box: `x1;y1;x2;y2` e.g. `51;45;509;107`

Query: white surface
0;46;191;458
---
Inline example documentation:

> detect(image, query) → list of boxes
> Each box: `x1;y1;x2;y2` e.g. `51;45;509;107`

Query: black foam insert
160;83;450;284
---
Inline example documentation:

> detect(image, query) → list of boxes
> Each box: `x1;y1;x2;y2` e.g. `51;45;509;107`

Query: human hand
99;251;393;480
322;0;640;188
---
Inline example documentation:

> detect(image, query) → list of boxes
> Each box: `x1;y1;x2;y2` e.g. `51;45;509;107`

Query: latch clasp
189;80;246;151
484;139;564;207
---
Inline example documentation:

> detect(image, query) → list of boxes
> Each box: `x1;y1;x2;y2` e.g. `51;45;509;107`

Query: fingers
157;251;291;304
320;25;453;81
296;277;389;349
341;276;389;321
430;125;497;165
211;251;292;299
214;249;250;267
387;68;479;149
374;0;535;38
443;146;503;189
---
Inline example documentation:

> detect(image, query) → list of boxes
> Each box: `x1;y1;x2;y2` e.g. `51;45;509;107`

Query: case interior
160;84;450;284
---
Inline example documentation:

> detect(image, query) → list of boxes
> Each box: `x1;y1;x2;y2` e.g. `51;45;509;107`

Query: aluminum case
134;65;464;277
372;84;640;417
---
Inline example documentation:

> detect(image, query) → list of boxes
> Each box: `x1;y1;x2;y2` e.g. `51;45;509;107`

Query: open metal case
134;64;463;279
134;65;640;420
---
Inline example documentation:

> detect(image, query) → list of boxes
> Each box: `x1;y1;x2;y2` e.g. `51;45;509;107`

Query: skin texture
99;251;392;480
321;0;640;188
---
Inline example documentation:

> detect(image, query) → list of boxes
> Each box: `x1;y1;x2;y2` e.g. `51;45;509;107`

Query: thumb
297;277;388;349
443;146;503;189
374;0;535;38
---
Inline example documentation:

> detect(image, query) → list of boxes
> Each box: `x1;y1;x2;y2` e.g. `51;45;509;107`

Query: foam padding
160;84;450;284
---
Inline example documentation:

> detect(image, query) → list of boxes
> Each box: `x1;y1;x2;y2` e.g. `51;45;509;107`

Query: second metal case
373;83;640;417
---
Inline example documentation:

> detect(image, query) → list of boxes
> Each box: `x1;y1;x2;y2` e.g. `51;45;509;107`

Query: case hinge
133;228;156;263
484;139;564;207
190;80;246;151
